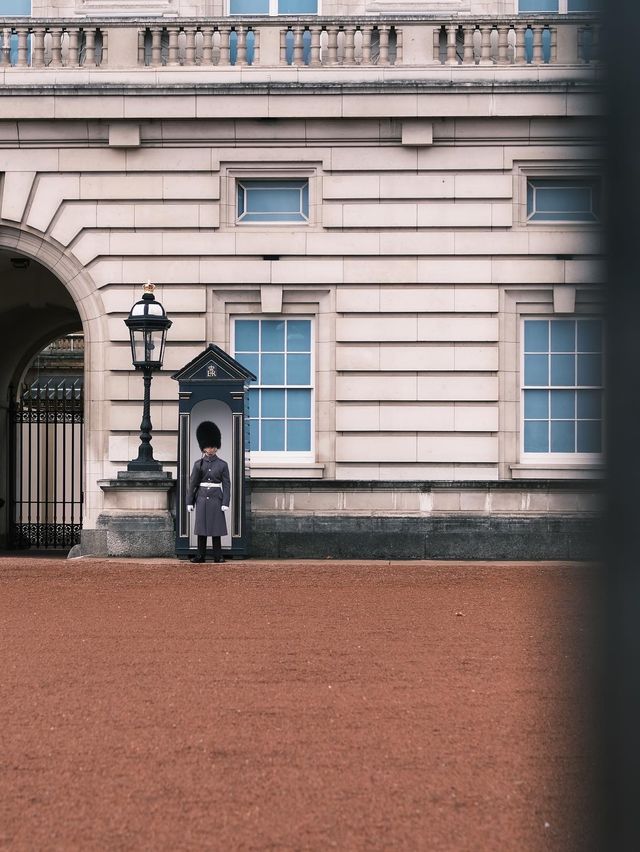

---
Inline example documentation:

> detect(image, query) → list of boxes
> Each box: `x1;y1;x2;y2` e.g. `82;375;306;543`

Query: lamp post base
73;469;175;558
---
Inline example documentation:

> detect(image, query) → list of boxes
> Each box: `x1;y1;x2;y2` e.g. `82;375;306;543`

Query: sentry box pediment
171;345;256;560
171;343;256;386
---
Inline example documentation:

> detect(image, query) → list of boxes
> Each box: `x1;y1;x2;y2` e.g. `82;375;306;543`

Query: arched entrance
0;229;106;551
8;333;84;550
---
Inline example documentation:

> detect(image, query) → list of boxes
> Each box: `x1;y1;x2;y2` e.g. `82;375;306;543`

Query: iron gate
8;379;84;549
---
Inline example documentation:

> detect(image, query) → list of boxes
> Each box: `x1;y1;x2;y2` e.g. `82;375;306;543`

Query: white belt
200;482;222;489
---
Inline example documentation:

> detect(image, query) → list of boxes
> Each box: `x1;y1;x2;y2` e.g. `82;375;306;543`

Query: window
522;318;603;457
518;1;598;11
237;179;309;224
526;178;600;223
233;318;313;456
229;0;318;14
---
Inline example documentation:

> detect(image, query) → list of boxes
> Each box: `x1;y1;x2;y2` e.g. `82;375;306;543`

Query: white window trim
526;177;601;225
227;0;321;16
231;315;315;464
513;161;604;229
500;285;605;480
236;178;310;226
519;315;604;465
221;164;319;231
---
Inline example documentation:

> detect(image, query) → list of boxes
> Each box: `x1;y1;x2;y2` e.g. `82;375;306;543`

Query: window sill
510;463;605;480
250;463;325;479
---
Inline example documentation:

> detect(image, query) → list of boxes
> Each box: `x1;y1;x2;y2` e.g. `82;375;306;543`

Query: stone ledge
250;513;602;561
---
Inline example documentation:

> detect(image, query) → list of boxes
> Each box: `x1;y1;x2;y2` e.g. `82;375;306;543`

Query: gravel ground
0;557;600;852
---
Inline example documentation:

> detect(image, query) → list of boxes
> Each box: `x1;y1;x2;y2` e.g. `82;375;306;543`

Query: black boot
190;536;207;563
212;536;224;563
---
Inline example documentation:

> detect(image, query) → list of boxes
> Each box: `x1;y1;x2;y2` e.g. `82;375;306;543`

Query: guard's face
203;446;218;456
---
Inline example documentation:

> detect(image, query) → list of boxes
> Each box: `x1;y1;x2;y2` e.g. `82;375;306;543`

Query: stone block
337;434;417;463
379;173;454;200
337;316;418;343
336;374;418;401
454;287;499;313
401;120;433;146
417;316;499;342
0;171;36;223
380;286;454;313
417;258;492;284
417;375;499;402
323;175;380;200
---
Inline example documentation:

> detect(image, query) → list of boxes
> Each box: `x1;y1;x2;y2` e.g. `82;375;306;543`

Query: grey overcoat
187;454;231;537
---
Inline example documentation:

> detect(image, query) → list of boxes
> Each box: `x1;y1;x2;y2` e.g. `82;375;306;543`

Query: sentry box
172;345;255;560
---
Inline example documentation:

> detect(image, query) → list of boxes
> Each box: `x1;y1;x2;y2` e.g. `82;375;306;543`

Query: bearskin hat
196;420;221;451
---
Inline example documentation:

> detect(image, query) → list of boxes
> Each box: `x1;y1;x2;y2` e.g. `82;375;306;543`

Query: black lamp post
125;282;172;472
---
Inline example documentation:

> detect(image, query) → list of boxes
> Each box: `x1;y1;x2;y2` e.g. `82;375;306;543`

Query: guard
186;421;230;563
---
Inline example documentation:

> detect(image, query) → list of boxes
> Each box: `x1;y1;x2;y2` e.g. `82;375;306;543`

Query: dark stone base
250;514;603;561
78;513;175;558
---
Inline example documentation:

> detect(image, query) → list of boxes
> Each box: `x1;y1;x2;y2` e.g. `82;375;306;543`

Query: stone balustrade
0;15;599;70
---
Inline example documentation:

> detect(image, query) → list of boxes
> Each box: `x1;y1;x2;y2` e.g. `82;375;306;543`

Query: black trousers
197;535;222;560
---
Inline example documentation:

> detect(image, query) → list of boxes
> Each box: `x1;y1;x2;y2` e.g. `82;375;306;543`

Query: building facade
0;0;603;557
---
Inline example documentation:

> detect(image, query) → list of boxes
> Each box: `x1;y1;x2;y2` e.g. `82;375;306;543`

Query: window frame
222;165;317;230
236;178;310;226
231;315;315;464
514;162;604;229
519;315;605;464
526;177;601;224
227;0;320;16
517;1;598;12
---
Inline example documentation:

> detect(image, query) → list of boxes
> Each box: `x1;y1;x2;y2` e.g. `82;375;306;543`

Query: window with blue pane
234;318;313;454
527;178;600;223
237;180;309;224
3;0;30;66
522;318;603;455
229;0;317;12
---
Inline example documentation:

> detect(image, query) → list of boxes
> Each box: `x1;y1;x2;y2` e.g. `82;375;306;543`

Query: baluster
479;24;493;65
68;28;79;66
379;25;389;65
202;26;213;65
50;28;62;67
497;25;509;65
462;24;475;65
310;25;321;66
531;25;543;65
167;26;179;65
395;27;402;65
433;27;442;65
361;26;372;65
219;26;230;66
514;23;527;65
292;26;304;66
344;26;356;66
185;26;196;66
33;27;46;68
138;29;145;65
327;26;339;66
1;28;11;67
549;25;557;64
85;29;95;66
101;28;107;66
279;27;287;64
236;26;246;66
17;27;29;67
252;28;259;65
151;27;162;66
446;24;458;65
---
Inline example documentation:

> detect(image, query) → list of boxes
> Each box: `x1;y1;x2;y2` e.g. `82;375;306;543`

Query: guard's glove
187;505;194;513
221;505;229;511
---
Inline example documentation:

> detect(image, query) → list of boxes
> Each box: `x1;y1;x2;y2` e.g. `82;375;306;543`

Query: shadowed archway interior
0;249;83;549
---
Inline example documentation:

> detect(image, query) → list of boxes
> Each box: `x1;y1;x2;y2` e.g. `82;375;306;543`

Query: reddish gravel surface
1;557;600;852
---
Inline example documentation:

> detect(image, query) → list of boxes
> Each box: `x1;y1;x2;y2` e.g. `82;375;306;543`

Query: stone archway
0;226;107;549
